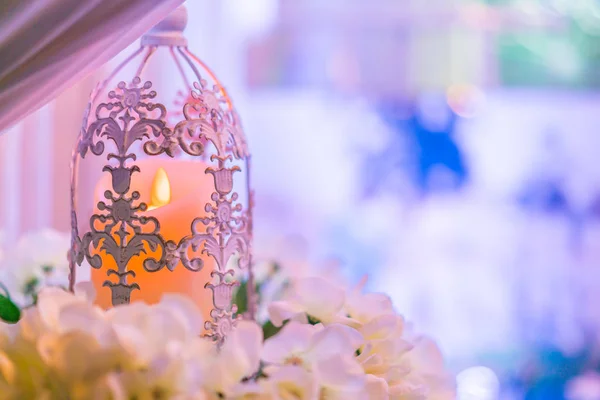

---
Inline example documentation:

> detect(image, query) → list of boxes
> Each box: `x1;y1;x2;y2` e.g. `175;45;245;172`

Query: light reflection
446;84;486;119
457;366;500;400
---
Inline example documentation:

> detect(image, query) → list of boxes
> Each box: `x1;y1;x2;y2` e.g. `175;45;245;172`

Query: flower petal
366;374;389;400
308;325;361;362
74;281;96;303
268;365;319;400
158;294;204;337
294;277;345;323
313;354;366;390
268;301;307;327
262;321;317;364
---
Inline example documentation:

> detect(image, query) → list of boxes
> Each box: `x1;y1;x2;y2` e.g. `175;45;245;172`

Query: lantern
68;5;254;344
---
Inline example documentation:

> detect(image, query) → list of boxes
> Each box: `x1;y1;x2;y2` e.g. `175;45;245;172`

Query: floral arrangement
0;230;455;399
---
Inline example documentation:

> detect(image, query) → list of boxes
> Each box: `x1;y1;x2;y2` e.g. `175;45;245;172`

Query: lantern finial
141;5;188;47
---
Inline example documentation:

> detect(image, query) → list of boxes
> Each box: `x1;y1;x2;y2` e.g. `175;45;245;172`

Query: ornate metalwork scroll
70;77;252;344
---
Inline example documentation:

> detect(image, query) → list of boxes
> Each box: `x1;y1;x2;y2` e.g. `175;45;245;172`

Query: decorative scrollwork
204;270;240;346
71;76;252;344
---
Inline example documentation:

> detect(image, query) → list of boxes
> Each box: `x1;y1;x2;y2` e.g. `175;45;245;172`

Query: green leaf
234;279;261;316
23;277;39;297
262;320;281;340
31;292;39;306
307;314;321;325
0;294;21;324
234;280;249;315
41;264;54;275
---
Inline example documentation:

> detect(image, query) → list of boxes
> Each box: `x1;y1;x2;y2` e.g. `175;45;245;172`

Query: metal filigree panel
70;76;253;344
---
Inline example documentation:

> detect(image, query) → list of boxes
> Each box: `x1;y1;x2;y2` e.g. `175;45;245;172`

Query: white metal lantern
68;6;254;344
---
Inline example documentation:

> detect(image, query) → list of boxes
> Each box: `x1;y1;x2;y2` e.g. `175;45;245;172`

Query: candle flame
148;167;171;210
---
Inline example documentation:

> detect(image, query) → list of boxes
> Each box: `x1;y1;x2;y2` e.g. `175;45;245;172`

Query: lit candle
91;159;215;322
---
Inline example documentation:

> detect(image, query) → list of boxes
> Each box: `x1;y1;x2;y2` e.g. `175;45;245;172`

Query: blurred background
4;0;600;398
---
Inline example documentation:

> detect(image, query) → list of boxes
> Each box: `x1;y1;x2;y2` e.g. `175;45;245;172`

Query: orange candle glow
91;159;215;322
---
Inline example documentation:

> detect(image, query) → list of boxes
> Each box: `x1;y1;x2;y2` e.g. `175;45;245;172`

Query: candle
91;159;215;322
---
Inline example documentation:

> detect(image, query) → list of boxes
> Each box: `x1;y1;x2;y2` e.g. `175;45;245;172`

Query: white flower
107;293;206;366
268;277;358;327
313;354;367;400
98;294;212;399
266;365;319;400
204;320;263;396
399;335;455;400
0;229;70;306
357;314;413;374
264;270;455;399
262;321;366;397
0;235;454;400
20;283;107;341
345;276;395;325
263;322;361;369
